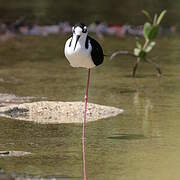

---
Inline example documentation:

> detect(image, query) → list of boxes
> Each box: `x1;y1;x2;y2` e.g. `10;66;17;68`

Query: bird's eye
72;26;75;33
82;26;87;33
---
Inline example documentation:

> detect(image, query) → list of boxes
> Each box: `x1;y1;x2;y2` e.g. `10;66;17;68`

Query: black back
87;36;104;66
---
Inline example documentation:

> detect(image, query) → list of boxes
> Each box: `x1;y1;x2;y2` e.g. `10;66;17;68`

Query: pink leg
82;68;91;180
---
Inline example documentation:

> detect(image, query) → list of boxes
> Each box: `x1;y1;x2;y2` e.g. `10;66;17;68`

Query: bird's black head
72;23;88;35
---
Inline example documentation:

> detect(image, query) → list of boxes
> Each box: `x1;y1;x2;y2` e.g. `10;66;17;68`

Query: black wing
68;35;73;47
88;36;104;66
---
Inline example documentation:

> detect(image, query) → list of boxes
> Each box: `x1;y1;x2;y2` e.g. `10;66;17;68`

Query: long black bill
74;35;80;51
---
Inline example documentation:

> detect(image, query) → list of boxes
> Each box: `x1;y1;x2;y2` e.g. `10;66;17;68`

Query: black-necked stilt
64;23;104;180
64;23;104;68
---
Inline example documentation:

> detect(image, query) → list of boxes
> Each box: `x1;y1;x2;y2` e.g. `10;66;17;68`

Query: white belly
64;38;95;69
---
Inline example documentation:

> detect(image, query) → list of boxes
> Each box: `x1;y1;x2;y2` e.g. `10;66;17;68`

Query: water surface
0;35;179;180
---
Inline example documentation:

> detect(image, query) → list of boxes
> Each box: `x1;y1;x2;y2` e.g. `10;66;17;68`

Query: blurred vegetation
110;10;167;77
132;10;167;77
134;10;167;58
0;0;178;26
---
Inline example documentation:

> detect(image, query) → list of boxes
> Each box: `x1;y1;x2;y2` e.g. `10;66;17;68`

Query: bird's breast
65;39;95;68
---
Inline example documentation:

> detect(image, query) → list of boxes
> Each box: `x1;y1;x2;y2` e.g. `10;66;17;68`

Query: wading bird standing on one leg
64;23;104;180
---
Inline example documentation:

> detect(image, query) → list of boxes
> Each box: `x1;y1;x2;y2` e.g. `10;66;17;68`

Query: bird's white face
72;24;88;51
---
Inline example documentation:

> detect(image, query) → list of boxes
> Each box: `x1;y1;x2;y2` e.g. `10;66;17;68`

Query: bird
64;23;104;68
64;23;104;180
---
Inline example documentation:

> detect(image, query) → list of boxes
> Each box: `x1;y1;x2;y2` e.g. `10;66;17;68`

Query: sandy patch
0;101;123;124
0;151;32;157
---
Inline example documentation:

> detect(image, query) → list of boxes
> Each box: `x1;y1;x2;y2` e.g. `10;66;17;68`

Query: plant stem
133;58;140;77
145;58;162;76
142;39;149;51
110;50;136;60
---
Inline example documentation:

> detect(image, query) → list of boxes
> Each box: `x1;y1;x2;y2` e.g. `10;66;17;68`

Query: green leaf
136;41;142;49
153;14;158;25
139;51;146;59
144;41;156;53
148;26;159;39
134;48;146;59
143;22;152;40
142;10;152;22
134;48;141;56
157;10;167;25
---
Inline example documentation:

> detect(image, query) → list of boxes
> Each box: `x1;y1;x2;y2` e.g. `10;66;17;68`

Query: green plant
111;10;167;77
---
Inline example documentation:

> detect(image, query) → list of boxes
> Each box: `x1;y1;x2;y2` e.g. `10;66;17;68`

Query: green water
0;35;179;179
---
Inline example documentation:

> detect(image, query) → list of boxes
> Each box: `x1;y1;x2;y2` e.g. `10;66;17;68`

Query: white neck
79;34;87;44
72;33;87;47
